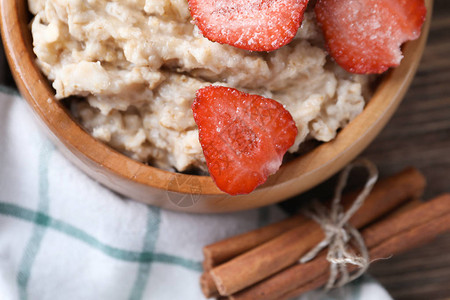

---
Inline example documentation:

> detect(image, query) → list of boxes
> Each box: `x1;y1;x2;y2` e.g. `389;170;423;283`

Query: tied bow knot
299;159;379;289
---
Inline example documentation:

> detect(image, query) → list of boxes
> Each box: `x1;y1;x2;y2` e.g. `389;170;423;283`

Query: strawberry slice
192;86;297;195
315;0;426;74
188;0;309;52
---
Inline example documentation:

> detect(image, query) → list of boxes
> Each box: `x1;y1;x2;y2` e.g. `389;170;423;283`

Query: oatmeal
29;0;368;172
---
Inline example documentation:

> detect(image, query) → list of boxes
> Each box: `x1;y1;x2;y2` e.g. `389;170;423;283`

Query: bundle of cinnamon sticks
200;168;450;299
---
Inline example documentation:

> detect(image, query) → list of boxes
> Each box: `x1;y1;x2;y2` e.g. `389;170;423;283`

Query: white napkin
0;89;392;300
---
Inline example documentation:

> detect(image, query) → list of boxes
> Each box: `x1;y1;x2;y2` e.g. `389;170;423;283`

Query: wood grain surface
1;0;449;298
363;1;450;299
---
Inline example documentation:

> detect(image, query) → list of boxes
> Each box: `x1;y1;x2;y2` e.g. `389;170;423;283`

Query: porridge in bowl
29;0;367;172
27;0;426;194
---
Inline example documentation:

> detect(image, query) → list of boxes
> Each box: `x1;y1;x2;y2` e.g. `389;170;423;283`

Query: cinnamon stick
210;168;426;296
203;214;307;270
231;194;450;300
200;272;219;298
279;206;450;300
201;213;307;297
278;273;329;300
363;194;450;246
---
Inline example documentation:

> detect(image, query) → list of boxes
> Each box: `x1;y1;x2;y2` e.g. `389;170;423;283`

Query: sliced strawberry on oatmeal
192;86;298;195
315;0;426;74
188;0;309;52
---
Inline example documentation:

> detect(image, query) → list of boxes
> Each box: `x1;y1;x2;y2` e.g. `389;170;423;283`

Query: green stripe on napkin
17;142;53;300
0;202;201;272
129;206;161;300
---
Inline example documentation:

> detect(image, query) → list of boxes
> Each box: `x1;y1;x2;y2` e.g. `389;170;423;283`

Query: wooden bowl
0;0;432;213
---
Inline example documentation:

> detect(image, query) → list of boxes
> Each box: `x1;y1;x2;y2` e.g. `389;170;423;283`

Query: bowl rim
0;0;433;205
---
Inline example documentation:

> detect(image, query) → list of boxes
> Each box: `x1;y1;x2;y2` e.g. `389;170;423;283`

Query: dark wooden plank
361;0;450;298
370;233;450;300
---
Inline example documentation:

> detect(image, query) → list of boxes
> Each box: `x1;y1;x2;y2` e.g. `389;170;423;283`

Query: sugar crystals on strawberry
192;86;298;195
188;0;309;51
315;0;426;74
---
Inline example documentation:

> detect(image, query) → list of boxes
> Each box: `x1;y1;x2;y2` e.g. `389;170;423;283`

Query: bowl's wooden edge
0;0;219;194
0;0;433;212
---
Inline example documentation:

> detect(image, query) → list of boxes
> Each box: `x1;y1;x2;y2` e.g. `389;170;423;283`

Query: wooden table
1;1;449;299
363;1;450;299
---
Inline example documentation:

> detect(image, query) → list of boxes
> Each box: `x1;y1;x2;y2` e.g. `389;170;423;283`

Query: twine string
299;158;378;289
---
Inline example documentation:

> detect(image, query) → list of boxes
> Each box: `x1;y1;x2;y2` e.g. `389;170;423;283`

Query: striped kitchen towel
0;88;392;300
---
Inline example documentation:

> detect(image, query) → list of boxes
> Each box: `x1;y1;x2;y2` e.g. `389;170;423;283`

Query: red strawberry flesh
315;0;426;74
188;0;309;51
192;86;298;195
